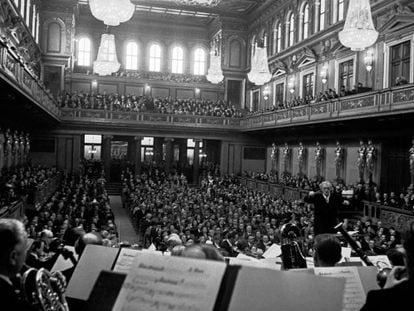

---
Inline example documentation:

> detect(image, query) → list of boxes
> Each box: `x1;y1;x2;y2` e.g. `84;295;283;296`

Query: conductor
304;181;348;236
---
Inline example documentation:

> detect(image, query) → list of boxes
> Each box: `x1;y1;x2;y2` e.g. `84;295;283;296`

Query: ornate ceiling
77;0;270;19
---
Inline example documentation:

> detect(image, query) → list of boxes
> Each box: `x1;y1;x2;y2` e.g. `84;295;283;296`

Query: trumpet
20;265;69;311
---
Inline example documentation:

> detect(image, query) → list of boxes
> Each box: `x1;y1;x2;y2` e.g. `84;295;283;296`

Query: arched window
125;41;138;70
171;46;184;74
276;22;282;53
286;12;295;47
77;37;91;66
319;0;326;31
302;3;310;40
333;0;345;23
193;48;206;75
149;43;161;72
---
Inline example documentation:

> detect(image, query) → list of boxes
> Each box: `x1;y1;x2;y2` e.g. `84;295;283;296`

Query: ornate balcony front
241;84;414;131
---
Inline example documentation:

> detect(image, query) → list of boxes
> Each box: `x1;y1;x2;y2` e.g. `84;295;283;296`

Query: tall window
31;4;36;36
319;0;326;31
149;44;161;72
333;0;345;23
390;41;411;86
187;139;203;165
302;3;310;40
193;48;206;75
275;83;284;108
171;46;184;74
20;0;25;17
273;22;282;53
339;59;354;91
141;137;154;162
286;13;295;47
303;73;314;97
77;37;91;66
25;0;31;26
125;41;138;70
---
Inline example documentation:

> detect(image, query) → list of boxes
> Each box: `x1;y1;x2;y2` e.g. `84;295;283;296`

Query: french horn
20;267;69;311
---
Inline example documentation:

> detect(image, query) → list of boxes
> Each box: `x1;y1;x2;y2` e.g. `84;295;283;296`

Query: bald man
304;181;348;235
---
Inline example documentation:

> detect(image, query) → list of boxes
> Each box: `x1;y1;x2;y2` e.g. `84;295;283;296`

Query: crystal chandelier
89;0;135;26
248;43;272;86
338;0;378;51
176;0;221;6
93;34;120;76
206;51;224;84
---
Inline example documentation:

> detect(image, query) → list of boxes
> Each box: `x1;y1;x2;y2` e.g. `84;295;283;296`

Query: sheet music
367;255;391;269
262;243;281;258
314;266;366;311
113;248;139;274
112;252;227;311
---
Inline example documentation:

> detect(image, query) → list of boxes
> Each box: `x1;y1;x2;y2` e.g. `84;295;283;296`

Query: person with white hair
304;181;348;235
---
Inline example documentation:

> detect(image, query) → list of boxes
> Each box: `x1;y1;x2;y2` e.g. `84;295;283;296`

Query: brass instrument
280;223;307;270
20;266;69;311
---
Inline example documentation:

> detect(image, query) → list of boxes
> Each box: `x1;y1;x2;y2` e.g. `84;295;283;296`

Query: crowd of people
248;82;372;115
0;166;58;208
58;91;244;118
121;169;405;261
19;164;119;274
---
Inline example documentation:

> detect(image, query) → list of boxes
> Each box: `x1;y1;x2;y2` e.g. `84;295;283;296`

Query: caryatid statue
365;140;376;182
357;140;366;182
282;142;290;172
409;139;414;186
334;141;344;179
298;142;306;174
315;141;324;177
0;128;5;174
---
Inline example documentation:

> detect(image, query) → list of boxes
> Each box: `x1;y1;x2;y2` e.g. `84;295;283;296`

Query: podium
65;245;379;311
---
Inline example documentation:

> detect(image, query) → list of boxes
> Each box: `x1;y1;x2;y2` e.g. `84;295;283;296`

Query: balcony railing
60;108;242;129
0;46;60;118
241;84;414;130
59;84;414;130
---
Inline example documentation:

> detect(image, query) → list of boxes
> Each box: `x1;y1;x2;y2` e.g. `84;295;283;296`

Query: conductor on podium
304;181;348;235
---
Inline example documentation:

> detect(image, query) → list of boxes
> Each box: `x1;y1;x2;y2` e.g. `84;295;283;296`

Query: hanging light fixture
176;0;221;7
248;41;272;86
206;35;224;84
93;33;120;76
89;0;135;26
338;0;378;51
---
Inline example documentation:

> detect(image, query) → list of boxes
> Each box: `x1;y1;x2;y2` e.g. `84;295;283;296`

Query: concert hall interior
1;0;414;310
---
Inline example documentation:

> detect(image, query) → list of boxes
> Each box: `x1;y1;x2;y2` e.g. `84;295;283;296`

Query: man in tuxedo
304;181;348;235
0;219;34;311
360;222;414;310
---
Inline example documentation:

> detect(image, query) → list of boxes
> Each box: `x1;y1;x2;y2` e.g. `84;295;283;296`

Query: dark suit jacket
304;192;342;235
360;279;414;311
0;277;35;311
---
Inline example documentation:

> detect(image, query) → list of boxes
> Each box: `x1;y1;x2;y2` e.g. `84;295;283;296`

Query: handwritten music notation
112;252;226;311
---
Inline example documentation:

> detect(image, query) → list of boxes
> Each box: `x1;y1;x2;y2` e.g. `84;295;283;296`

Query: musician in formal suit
0;218;34;311
360;222;414;311
304;181;348;235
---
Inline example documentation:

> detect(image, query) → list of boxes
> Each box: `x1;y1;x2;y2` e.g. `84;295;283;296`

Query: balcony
60;108;242;131
241;84;414;131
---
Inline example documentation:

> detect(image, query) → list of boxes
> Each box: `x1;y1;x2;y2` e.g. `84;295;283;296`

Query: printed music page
112;252;227;311
314;266;366;311
113;247;140;274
